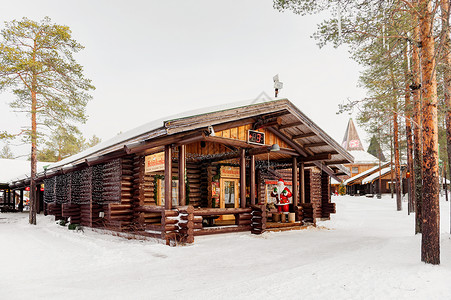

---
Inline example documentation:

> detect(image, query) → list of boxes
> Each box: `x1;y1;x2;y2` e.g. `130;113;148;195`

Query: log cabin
9;99;354;244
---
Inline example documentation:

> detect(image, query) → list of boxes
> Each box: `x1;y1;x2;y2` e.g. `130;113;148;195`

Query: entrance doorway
220;178;239;220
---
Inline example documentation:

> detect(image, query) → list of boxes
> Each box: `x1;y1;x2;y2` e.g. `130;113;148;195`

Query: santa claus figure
271;178;292;215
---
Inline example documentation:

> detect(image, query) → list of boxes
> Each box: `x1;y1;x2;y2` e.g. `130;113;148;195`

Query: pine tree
0;17;94;225
0;145;14;159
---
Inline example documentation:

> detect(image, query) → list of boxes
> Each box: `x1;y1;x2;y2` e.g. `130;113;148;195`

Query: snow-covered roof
344;161;390;185
0;159;52;185
45;98;354;182
348;150;380;164
47;97;283;171
362;167;392;184
330;178;341;185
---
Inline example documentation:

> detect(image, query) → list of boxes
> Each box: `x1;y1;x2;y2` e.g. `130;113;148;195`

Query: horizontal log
135;205;164;213
164;224;178;232
164;218;178;225
110;210;133;215
177;205;194;214
237;219;252;225
194;225;252;236
164;210;178;217
237;213;252;220
194;208;252;216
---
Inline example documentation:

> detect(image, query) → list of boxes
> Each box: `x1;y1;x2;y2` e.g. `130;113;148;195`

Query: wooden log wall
55;174;71;204
250;204;266;234
43;177;56;204
320;171;335;218
131;155;202;228
46;202;63;221
310;167;322;220
62;203;81;224
104;157;134;230
187;163;202;207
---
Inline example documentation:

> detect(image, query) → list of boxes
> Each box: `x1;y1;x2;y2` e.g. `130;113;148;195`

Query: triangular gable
342;119;364;151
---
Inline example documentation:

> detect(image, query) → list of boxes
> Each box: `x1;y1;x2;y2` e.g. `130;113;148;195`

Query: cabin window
158;179;179;207
352;167;359;174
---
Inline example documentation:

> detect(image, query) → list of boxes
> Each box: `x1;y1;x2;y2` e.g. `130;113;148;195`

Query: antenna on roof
273;74;283;98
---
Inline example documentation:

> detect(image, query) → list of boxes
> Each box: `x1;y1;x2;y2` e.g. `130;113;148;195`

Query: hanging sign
145;152;165;173
247;130;265;145
220;166;240;178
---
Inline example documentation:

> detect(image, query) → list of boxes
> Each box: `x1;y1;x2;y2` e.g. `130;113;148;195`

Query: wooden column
19;189;24;212
240;148;246;208
300;163;305;204
250;154;256;205
178;145;186;206
165;145;172;210
7;189;10;205
292;156;298;206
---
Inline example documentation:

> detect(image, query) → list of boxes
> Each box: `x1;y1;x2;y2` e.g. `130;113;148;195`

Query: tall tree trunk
390;123;394;199
405;41;415;213
419;0;440;265
29;73;37;225
442;0;451;206
394;108;402;211
412;4;423;234
405;69;414;213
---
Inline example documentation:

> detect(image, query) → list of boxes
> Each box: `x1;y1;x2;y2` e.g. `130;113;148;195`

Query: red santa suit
271;178;292;213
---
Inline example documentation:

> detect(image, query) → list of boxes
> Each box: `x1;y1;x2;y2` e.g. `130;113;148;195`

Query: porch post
292;157;298;206
165;145;172;210
300;163;305;204
178;145;186;206
250;154;256;205
19;189;24;212
240;148;246;208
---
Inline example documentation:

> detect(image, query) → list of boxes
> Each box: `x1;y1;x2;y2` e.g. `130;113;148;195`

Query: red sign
349;140;360;148
145;152;165;173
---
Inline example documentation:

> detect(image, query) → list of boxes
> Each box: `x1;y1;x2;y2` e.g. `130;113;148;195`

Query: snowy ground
1;195;451;300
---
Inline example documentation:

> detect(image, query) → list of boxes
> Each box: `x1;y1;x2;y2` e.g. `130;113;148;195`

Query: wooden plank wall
217;124;290;148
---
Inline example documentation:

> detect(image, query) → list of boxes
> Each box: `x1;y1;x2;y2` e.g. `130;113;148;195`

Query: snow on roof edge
47;97;286;171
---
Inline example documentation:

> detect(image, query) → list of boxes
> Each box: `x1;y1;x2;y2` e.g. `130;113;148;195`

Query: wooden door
220;178;239;220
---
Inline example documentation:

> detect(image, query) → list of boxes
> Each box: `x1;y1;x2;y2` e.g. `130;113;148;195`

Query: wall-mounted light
208;125;215;137
269;144;280;152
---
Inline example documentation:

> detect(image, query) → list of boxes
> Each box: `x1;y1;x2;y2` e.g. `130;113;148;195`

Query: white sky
0;0;368;158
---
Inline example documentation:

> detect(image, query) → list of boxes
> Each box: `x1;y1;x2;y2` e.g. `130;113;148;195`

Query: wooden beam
279;121;303;130
250;155;256;205
323;160;351;166
292;156;298;206
298;153;332;163
126;131;204;155
204;135;256;149
164;145;172;210
304;142;328;148
178;145;186;206
240;148;246;208
292;132;316;139
266;126;309;157
85;148;127;167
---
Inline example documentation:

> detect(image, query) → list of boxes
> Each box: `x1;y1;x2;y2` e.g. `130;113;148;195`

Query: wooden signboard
220;166;240;179
145;152;165;173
